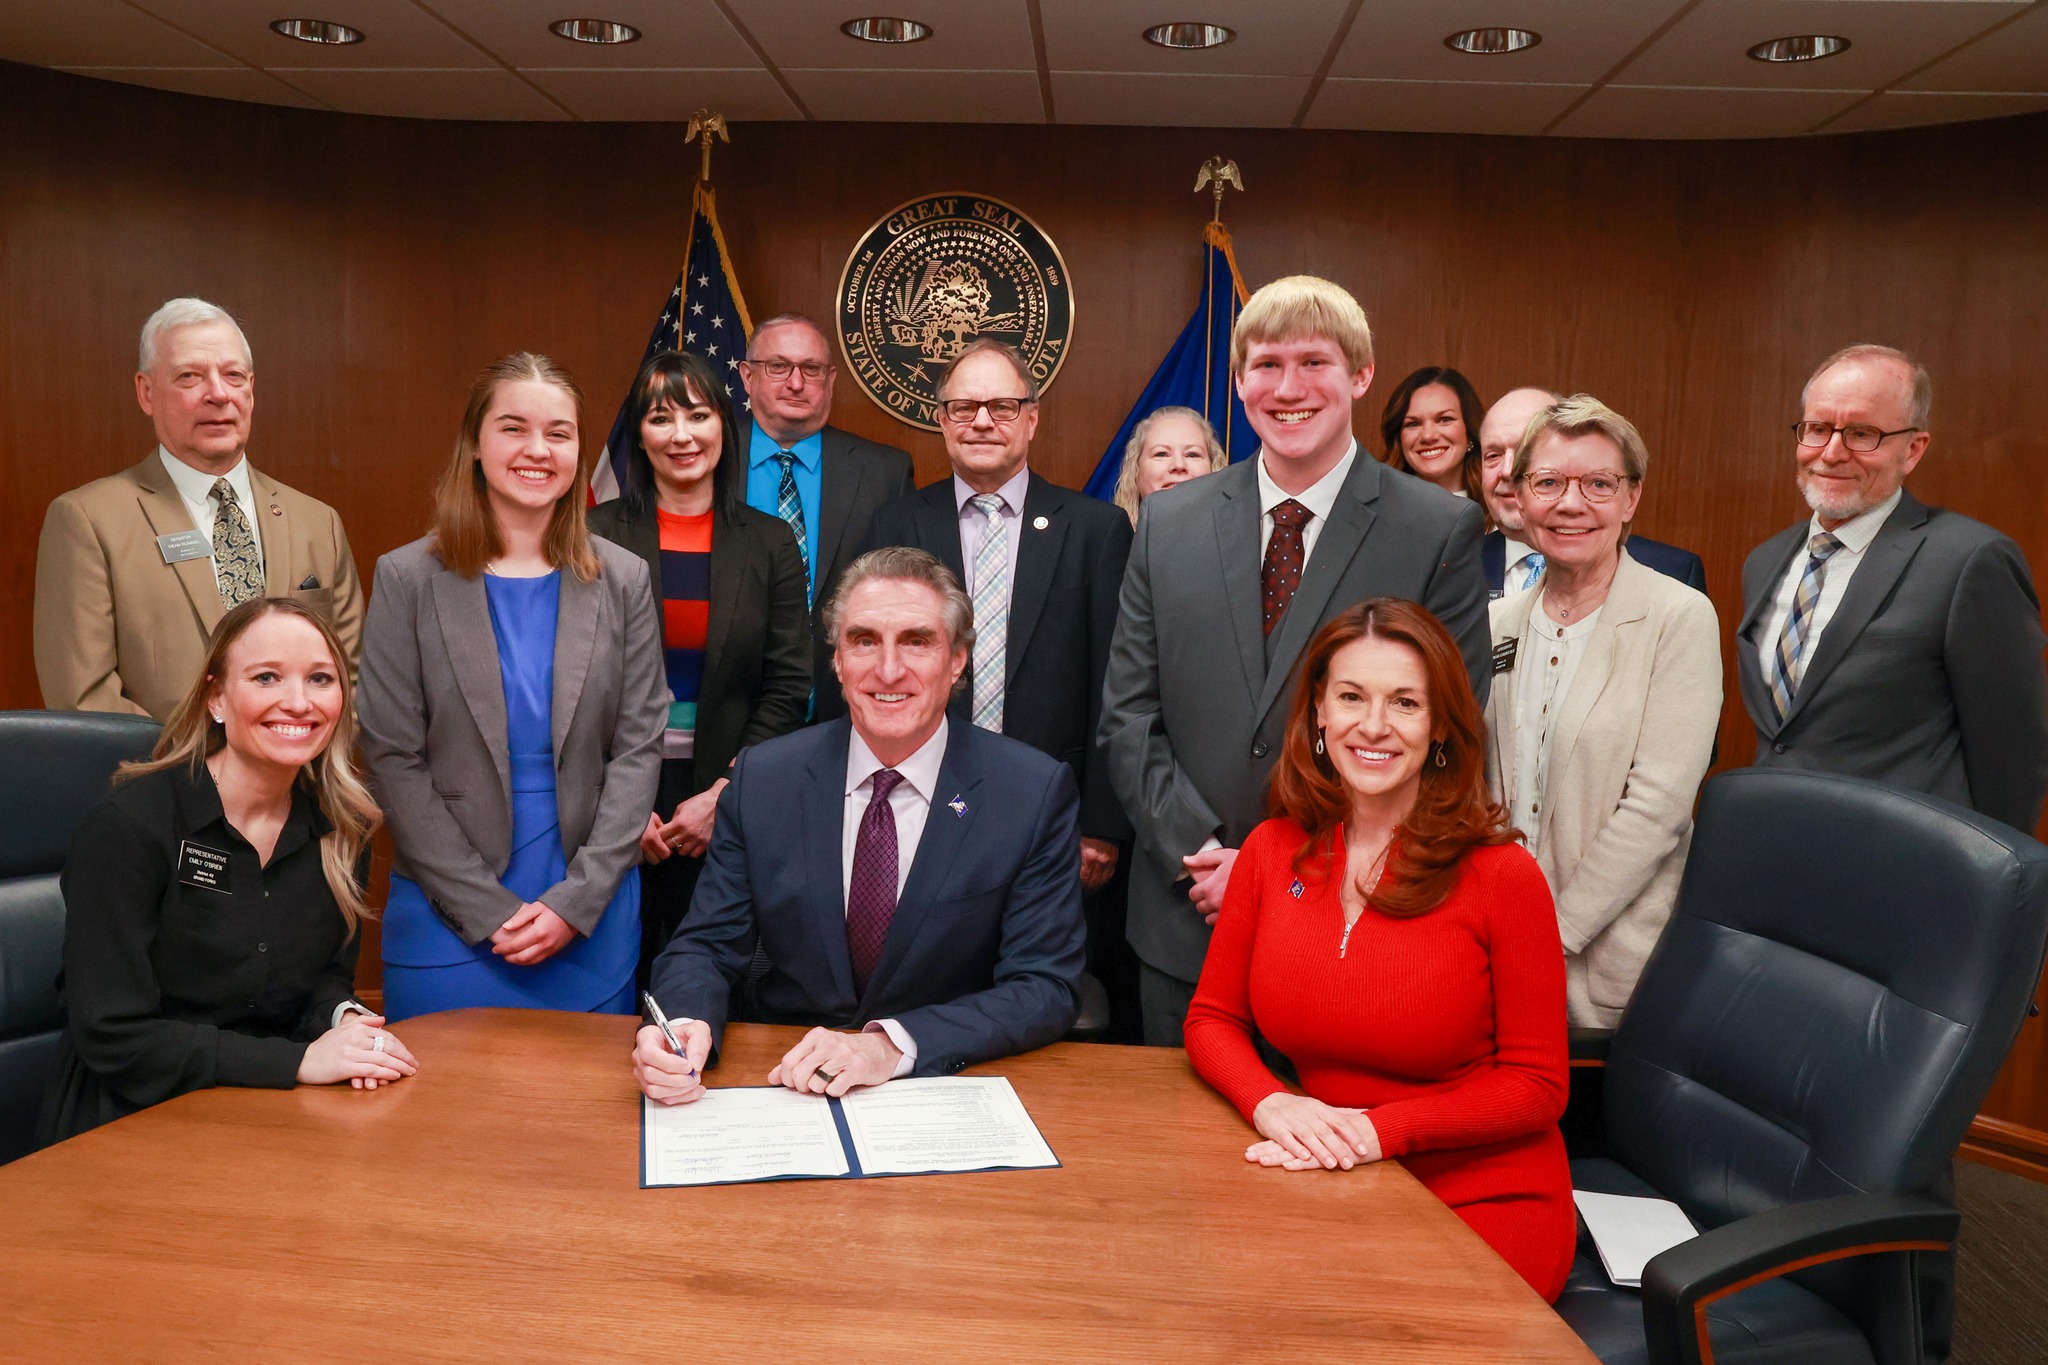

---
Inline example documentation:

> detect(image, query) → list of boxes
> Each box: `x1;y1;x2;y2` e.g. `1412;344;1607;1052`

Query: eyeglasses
936;397;1035;425
1792;421;1920;453
747;358;833;381
1518;469;1631;503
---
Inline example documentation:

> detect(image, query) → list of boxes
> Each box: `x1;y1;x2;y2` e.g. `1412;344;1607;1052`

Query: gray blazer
1737;490;2048;833
1099;452;1491;983
1486;553;1721;1022
358;536;668;944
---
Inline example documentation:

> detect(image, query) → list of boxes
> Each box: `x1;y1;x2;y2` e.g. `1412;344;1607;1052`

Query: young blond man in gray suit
1100;276;1492;1045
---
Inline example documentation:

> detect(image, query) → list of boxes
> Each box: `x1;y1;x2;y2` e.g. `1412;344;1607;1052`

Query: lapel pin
1032;515;1049;530
947;794;968;817
269;505;282;516
1288;879;1305;899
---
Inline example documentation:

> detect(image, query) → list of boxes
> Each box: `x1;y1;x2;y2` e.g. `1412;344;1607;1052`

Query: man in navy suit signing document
633;546;1086;1103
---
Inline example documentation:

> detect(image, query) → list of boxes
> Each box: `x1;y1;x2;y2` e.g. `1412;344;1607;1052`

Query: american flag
593;182;754;503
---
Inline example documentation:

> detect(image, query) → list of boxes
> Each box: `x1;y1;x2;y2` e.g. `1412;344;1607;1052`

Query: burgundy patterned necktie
1262;499;1312;636
846;768;903;993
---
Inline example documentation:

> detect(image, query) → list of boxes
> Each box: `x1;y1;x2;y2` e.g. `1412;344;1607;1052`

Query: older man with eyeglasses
1736;344;2048;834
862;339;1134;966
736;313;914;715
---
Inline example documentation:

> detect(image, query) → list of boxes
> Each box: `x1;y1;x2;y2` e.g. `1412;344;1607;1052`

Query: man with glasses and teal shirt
1738;344;2048;833
736;313;914;715
863;338;1134;899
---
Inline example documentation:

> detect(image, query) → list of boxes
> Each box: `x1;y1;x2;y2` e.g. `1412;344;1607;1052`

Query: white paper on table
643;1087;850;1187
838;1076;1058;1175
1573;1189;1699;1288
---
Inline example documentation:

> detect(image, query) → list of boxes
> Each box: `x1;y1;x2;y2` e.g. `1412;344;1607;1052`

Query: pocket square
298;574;322;590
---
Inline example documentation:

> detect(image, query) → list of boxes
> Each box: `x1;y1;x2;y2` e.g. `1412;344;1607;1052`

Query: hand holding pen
632;991;715;1107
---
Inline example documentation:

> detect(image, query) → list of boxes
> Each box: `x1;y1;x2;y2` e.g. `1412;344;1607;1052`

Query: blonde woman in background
39;598;404;1146
1113;405;1228;528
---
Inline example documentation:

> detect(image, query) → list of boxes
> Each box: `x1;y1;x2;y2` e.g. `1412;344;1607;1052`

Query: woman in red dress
1184;597;1574;1301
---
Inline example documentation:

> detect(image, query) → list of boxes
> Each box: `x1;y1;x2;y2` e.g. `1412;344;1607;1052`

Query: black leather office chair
1556;769;2048;1365
0;711;161;1164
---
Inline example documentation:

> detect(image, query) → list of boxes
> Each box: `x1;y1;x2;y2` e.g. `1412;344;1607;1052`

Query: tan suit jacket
1485;552;1721;1025
34;453;364;722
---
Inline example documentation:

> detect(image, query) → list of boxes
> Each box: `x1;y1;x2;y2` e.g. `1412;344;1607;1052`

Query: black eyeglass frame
1790;421;1922;453
935;397;1037;425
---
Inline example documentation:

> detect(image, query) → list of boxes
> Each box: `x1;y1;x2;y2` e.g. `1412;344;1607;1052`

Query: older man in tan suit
35;298;363;722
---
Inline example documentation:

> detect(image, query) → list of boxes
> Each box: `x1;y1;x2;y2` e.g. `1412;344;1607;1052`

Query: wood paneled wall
5;62;2048;1161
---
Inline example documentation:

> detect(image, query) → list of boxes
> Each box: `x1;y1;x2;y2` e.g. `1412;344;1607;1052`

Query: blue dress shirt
746;425;824;604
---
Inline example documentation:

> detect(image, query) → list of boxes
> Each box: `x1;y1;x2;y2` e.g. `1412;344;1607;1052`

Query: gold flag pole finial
1194;156;1243;224
686;109;730;184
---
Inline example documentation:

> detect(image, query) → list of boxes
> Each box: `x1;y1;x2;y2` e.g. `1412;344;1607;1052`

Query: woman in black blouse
38;598;414;1146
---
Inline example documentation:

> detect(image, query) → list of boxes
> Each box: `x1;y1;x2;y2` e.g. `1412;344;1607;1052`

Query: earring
210;711;223;725
1314;729;1325;756
1434;743;1448;769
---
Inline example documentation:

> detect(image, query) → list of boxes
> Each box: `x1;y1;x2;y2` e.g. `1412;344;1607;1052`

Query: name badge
1491;638;1519;675
157;530;213;565
177;840;232;891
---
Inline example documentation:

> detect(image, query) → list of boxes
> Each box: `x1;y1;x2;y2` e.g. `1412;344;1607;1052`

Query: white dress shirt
1255;442;1357;565
1751;489;1902;663
954;466;1030;599
840;717;952;1076
158;446;264;588
1512;597;1604;855
1502;537;1542;592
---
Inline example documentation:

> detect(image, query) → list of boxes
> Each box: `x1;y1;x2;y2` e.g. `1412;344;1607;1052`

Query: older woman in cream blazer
1484;396;1721;1027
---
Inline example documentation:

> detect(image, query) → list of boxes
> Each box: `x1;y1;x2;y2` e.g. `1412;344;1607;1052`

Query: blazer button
257;942;268;953
1772;742;1788;754
1251;742;1269;759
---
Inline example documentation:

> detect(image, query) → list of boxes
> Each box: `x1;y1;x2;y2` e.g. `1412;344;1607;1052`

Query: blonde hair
431;353;600;582
119;599;382;934
1230;275;1375;375
1113;406;1227;526
1512;393;1649;540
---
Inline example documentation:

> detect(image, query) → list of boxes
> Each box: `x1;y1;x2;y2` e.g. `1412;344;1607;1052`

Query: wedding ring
670;839;685;852
371;1034;388;1054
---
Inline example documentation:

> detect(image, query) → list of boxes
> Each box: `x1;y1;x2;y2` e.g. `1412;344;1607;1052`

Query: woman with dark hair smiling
588;350;810;981
1183;597;1573;1302
1379;365;1486;501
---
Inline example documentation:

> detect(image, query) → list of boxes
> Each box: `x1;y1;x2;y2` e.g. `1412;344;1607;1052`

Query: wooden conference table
1;1010;1596;1363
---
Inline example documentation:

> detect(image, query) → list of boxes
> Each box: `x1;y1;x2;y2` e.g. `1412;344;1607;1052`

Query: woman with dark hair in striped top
589;351;811;985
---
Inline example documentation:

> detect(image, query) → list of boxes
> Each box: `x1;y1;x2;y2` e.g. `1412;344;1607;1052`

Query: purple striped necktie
846;768;903;993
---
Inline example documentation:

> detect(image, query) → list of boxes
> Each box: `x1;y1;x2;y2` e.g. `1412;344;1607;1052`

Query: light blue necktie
968;494;1008;732
772;450;811;595
1516;552;1545;592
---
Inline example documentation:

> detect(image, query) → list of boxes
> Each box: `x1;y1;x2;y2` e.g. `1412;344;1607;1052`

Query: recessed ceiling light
1747;34;1850;63
1143;22;1236;50
269;19;364;45
841;17;932;44
548;18;641;45
1444;27;1541;55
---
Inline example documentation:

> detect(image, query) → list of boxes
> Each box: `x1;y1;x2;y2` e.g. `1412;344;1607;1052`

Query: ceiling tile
1553;83;1863;138
1051;72;1308;127
785;69;1044;122
1040;0;1356;76
422;0;755;69
0;0;227;68
522;67;801;121
273;67;571;119
1331;0;1689;85
1825;89;2048;133
54;66;326;108
1617;0;2027;91
734;0;1035;70
1306;78;1588;136
129;0;492;70
1900;3;2048;92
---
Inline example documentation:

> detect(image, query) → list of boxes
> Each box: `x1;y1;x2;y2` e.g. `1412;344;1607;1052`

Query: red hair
1268;598;1515;918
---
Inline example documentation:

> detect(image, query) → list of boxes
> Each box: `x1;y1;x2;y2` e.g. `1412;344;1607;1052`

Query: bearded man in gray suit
1738;344;2048;833
1099;276;1492;1046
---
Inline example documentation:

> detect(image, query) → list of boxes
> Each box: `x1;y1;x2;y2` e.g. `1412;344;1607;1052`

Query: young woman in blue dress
358;353;668;1020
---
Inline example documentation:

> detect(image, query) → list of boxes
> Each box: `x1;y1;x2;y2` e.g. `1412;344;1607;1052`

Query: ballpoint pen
641;991;699;1079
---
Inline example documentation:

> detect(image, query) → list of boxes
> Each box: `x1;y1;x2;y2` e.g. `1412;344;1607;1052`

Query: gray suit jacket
357;536;668;944
1099;453;1491;983
1737;490;2048;833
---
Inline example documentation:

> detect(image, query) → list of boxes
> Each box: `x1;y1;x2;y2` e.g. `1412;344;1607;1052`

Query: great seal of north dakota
836;193;1074;432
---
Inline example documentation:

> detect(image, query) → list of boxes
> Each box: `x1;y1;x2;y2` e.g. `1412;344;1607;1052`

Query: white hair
138;298;251;373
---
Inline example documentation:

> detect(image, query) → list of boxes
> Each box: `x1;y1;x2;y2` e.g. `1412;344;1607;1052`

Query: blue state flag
595;182;754;503
1084;222;1259;502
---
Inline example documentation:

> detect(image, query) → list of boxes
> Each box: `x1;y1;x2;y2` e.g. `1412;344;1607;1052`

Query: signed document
839;1077;1057;1175
640;1077;1057;1188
